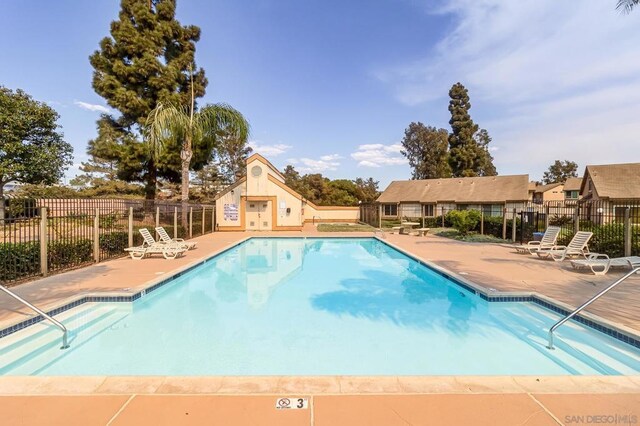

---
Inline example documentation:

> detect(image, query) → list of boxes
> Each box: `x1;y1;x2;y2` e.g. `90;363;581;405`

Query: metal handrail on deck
547;266;640;349
0;285;69;349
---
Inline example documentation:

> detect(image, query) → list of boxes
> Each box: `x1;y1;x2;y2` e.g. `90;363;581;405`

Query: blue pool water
1;237;639;375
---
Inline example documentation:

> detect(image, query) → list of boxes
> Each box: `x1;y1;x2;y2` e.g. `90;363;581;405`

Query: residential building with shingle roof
579;163;640;224
376;175;530;219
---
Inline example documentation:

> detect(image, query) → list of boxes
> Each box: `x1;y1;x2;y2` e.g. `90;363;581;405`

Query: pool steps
0;303;129;375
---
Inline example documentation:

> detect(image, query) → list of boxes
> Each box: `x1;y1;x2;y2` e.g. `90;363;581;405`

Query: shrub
48;239;93;270
482;216;505;239
446;209;481;236
99;212;122;229
589;223;626;258
549;215;573;226
99;232;128;256
0;242;40;281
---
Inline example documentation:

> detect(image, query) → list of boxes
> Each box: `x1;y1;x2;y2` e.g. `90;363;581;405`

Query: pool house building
377;174;530;220
214;154;359;231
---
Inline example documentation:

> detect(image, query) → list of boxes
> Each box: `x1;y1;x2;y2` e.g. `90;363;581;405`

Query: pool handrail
547;266;640;349
0;284;69;349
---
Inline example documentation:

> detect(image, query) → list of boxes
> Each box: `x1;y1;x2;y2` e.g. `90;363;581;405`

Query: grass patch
433;228;508;243
317;223;376;232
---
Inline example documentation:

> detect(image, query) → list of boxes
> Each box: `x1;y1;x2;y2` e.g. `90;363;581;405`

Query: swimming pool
1;237;639;375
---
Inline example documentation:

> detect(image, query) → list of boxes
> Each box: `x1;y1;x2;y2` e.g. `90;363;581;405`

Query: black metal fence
1;198;215;285
519;200;640;257
360;200;640;257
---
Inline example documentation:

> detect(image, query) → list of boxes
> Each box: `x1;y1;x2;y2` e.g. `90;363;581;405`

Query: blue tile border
1;236;639;351
0;237;250;341
374;237;640;350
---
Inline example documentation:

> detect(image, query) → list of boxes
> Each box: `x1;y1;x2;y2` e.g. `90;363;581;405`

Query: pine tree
400;122;451;179
88;0;209;199
473;129;497;176
212;134;253;184
448;83;480;177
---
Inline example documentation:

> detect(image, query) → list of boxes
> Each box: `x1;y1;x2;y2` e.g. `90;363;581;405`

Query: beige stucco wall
246;157;273;196
304;203;359;222
267;179;303;227
215;183;245;228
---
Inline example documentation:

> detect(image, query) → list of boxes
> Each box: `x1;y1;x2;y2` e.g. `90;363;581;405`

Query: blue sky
1;0;639;188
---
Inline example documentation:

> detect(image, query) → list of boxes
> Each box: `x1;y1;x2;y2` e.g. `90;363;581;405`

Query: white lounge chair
155;226;197;250
536;231;593;262
124;229;187;260
570;254;640;275
515;226;561;254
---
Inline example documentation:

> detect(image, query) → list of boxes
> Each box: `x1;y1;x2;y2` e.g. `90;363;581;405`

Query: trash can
532;232;545;241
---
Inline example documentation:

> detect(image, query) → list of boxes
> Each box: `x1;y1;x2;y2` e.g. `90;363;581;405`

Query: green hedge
0;242;40;281
48;240;93;270
99;232;128;256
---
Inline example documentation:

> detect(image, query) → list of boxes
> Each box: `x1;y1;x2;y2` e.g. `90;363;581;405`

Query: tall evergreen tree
212;133;253;184
400;122;451;179
447;83;497;177
88;0;208;199
473;129;497;176
448;83;479;177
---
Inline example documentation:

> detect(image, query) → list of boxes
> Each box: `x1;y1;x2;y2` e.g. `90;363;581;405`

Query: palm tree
146;94;249;228
617;0;639;12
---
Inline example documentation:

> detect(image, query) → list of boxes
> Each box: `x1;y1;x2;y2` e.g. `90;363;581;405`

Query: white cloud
377;0;640;176
320;154;343;161
351;143;407;168
74;100;111;113
248;141;292;157
287;154;341;173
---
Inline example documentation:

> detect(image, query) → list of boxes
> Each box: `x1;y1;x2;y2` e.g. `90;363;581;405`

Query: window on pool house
383;204;398;216
423;204;435;217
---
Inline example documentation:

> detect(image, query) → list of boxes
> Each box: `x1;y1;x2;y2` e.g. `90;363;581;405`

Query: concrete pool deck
1;227;639;424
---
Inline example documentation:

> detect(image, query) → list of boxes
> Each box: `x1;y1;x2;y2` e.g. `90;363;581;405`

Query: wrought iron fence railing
360;199;640;257
0;198;215;285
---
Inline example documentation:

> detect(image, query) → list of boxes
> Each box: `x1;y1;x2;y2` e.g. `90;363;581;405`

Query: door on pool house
245;200;272;231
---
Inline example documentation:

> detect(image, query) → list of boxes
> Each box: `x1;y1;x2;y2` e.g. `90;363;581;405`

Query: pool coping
2;235;640;352
0;375;639;395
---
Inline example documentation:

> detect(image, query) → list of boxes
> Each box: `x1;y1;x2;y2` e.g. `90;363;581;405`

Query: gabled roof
581;163;640;199
534;182;563;194
563;177;583;192
377;175;529;204
246;153;286;181
213;176;246;201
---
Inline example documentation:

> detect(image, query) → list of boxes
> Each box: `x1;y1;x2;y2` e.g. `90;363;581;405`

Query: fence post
174;207;178;239
624;207;632;257
155;206;160;238
212;206;216;232
93;208;100;263
189;207;193;239
40;207;48;277
511;208;517;242
127;207;133;248
574;207;580;234
202;208;206;235
480;210;484;235
502;208;507;240
545;204;550;230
